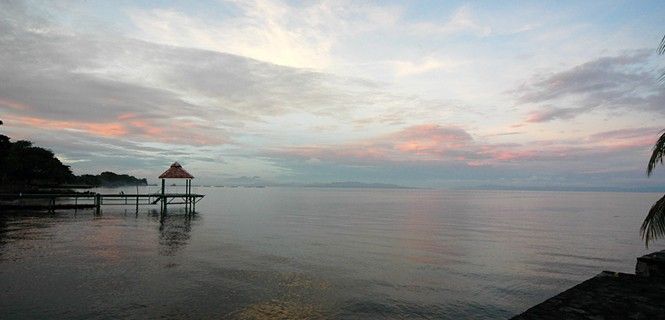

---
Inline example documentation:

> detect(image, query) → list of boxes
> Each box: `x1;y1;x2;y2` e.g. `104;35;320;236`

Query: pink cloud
117;112;138;120
486;149;538;161
272;124;659;167
276;124;476;163
7;115;128;137
5;114;227;145
0;98;32;111
392;124;472;156
525;111;548;123
587;127;659;151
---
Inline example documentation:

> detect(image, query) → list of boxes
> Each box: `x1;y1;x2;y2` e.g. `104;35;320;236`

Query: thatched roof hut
159;162;194;179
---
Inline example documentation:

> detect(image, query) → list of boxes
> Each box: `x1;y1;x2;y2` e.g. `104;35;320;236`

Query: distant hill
304;181;410;189
74;172;148;188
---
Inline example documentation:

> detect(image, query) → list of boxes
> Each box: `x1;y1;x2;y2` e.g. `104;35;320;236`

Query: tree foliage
644;132;665;246
647;131;665;176
642;194;665;246
0;133;148;190
641;37;665;246
0;134;74;188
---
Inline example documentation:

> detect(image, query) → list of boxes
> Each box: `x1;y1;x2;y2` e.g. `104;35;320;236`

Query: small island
73;172;148;188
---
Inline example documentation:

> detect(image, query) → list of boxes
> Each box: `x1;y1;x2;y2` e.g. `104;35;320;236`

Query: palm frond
658;35;665;81
647;130;665;176
641;194;665;247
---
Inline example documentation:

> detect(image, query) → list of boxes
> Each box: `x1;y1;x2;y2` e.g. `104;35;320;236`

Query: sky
1;0;665;189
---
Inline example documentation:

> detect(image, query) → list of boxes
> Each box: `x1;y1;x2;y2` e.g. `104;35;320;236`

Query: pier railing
0;192;204;214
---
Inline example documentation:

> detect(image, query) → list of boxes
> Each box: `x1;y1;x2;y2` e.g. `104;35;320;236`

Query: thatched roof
159;162;194;179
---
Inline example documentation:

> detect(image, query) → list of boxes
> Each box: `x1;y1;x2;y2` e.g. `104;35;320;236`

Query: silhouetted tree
0;134;9;184
642;37;665;246
0;122;146;190
3;139;74;187
0;131;74;189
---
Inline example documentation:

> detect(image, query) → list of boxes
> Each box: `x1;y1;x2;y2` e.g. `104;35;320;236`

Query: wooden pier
0;192;204;214
0;162;203;214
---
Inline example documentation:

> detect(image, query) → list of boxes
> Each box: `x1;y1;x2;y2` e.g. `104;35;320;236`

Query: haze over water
0;187;661;319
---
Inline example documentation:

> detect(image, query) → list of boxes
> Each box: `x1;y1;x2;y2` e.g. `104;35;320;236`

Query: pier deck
0;192;204;213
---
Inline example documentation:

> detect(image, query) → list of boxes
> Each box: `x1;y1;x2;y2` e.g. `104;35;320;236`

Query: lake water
0;187;663;319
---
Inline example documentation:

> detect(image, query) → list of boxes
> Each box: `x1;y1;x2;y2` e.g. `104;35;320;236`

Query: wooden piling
95;194;101;214
161;179;166;214
136;185;139;213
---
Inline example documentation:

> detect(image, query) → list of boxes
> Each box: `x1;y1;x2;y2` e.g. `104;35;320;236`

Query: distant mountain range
214;177;413;189
464;185;665;193
303;181;410;189
212;178;665;192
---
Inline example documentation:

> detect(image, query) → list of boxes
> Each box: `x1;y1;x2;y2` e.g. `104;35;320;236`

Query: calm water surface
1;187;663;319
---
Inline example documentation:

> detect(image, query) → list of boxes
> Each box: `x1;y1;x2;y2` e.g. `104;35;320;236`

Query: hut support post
187;179;191;213
95;194;101;215
161;179;166;214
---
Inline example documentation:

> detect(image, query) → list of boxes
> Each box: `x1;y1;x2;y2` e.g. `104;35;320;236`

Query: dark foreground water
0;187;663;319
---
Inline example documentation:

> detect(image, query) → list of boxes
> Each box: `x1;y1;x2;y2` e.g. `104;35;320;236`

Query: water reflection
0;217;7;257
228;272;331;320
0;189;657;319
232;300;324;320
157;210;195;256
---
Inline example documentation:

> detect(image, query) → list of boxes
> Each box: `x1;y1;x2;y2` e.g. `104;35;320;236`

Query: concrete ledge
511;270;665;319
636;250;665;277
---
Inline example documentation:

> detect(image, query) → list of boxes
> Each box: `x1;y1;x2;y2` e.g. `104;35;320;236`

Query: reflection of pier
158;213;194;256
0;162;203;214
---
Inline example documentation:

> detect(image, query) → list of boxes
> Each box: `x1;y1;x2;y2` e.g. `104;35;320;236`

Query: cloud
587;127;659;151
269;123;659;169
392;57;465;77
128;1;492;73
2;1;663;188
260;124;663;187
0;8;435;135
0;2;472;180
391;124;472;156
524;106;586;123
409;6;491;36
127;0;402;69
513;51;665;122
272;124;477;164
0;98;31;111
4;112;227;145
6;115;128;137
